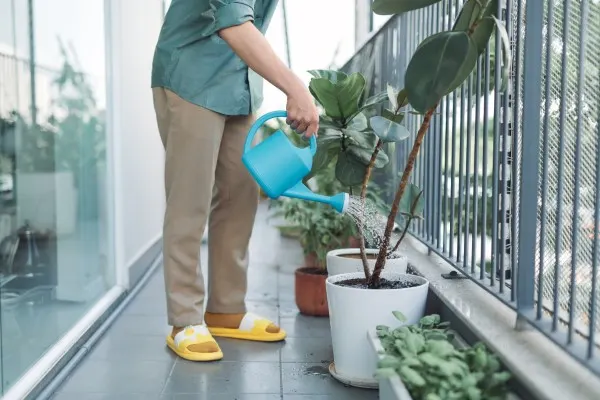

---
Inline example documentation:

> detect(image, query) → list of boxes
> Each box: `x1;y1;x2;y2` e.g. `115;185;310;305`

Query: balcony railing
343;0;600;375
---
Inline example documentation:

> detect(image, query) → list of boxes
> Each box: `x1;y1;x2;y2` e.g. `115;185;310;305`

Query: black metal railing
342;0;600;375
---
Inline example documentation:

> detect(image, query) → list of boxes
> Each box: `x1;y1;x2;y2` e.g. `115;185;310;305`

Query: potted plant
370;312;512;400
313;0;511;387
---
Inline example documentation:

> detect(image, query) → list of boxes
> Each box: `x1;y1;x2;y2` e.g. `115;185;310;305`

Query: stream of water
344;195;389;251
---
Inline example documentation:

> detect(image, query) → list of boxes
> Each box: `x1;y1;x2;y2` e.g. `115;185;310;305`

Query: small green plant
376;312;511;400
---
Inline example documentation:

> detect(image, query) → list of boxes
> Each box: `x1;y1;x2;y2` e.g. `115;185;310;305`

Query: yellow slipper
207;312;287;342
166;324;223;361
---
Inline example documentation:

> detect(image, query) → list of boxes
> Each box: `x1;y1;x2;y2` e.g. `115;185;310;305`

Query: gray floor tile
217;338;283;362
58;359;174;393
284;394;377;400
279;316;331;338
110;315;170;337
281;363;378;398
280;337;333;363
87;333;176;362
53;393;162;400
163;360;280;395
123;294;168;315
162;394;280;400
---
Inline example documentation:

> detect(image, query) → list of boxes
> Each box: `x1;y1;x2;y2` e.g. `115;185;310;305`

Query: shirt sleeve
200;0;256;37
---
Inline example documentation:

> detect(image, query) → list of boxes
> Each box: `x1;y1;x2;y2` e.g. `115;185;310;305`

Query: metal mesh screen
535;0;600;337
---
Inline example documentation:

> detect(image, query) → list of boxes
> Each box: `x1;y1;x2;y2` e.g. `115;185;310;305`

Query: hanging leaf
308;69;348;83
309;73;366;120
361;91;388;111
399;184;424;218
318;117;343;131
387;84;399;110
335;151;367;186
492;16;512;92
471;17;495;54
392;310;408;322
310;133;341;173
370;116;411;143
382;109;405;123
372;0;443;15
482;0;499;18
396;88;409;108
347;144;389;167
344;129;373;148
347;112;369;131
404;31;475;112
452;0;482;31
444;37;478;94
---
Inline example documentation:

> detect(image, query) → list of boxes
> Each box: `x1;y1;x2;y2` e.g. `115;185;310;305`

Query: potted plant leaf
317;0;511;387
370;312;512;400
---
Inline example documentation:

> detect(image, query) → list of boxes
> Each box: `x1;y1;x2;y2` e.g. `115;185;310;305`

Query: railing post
516;0;545;312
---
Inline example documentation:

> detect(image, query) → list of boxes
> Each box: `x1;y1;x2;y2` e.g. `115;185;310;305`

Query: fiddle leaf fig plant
351;0;511;288
376;312;511;400
307;70;394;187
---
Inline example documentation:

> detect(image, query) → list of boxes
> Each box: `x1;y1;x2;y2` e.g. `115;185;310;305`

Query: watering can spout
283;183;350;214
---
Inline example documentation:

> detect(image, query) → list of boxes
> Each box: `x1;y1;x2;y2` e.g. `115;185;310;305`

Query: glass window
0;0;112;394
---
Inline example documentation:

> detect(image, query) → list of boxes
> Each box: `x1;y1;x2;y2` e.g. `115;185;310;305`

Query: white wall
106;0;165;286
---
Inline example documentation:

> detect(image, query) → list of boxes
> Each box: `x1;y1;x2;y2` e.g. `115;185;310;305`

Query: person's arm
219;22;319;137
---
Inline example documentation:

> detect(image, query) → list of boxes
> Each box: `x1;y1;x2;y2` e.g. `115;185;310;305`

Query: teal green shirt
151;0;279;116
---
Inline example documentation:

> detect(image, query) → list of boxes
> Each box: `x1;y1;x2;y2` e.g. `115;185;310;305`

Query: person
151;0;319;362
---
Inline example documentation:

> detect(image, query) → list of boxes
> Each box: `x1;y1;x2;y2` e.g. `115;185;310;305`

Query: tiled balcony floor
50;203;378;399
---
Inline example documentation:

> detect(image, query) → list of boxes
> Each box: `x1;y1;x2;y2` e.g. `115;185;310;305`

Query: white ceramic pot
326;248;408;277
326;271;429;388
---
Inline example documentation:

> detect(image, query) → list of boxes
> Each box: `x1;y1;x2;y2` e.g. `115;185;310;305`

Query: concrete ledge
402;236;600;400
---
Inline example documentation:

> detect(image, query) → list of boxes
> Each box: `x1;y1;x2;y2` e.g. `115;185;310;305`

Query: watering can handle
244;110;317;156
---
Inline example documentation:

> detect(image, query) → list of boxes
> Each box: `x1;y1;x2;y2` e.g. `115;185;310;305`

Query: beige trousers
152;88;259;327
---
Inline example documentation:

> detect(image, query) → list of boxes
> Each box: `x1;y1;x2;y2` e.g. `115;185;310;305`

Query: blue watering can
242;110;349;213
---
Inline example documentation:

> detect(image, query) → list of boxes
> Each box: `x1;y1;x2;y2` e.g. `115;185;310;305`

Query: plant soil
341;253;378;260
335;278;420;290
298;266;328;276
340;252;403;260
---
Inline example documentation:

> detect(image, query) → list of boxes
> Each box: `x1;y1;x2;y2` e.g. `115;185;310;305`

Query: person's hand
285;85;319;138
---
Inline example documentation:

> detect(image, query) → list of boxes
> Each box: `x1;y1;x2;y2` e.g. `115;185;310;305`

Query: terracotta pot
304;252;324;269
295;266;329;317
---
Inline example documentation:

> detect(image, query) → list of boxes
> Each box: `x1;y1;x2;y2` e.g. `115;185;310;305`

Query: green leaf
482;0;499;18
445;37;479;94
372;0;443;15
347;112;369;131
392;310;408;322
399;366;426;387
319;117;343;131
399;183;424;218
344;129;373;148
308;69;348;83
492;16;512;92
335;151;366;186
405;31;475;112
311;134;340;172
382;109;405;123
370;116;411;143
387;84;399;109
347;144;389;167
471;17;495;54
374;367;398;379
453;0;482;31
397;88;409;108
309;73;366;120
361;91;388;111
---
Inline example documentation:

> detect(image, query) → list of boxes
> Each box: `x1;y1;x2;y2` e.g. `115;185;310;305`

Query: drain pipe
33;256;163;400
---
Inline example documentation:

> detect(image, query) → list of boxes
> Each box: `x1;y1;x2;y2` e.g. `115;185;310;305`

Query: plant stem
370;105;437;288
358;139;383;282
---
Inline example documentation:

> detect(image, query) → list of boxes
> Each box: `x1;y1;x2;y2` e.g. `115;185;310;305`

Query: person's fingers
306;121;319;137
